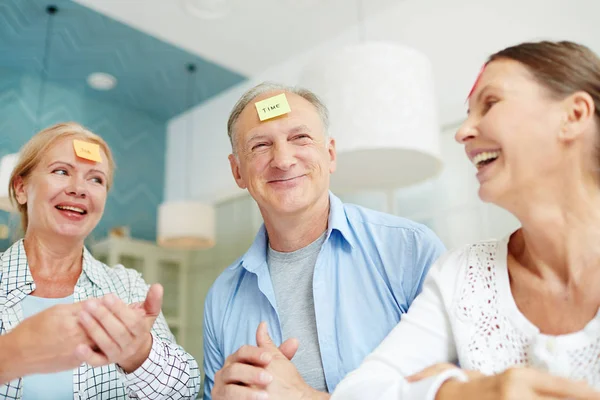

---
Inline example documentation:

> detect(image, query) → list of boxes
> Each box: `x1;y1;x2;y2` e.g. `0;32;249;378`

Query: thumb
144;284;163;317
279;338;299;360
256;322;277;350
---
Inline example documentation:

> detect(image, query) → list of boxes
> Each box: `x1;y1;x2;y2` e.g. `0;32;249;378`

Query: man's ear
327;137;337;174
228;153;247;189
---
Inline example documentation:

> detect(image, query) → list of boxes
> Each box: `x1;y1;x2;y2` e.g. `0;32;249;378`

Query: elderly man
203;82;445;400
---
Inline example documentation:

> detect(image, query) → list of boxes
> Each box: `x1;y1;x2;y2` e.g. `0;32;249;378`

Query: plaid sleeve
115;267;201;399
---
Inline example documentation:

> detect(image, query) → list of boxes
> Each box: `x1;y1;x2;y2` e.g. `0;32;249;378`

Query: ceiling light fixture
87;72;117;91
298;0;443;213
157;63;216;250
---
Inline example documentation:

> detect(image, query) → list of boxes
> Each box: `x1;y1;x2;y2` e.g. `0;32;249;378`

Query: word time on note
255;93;291;121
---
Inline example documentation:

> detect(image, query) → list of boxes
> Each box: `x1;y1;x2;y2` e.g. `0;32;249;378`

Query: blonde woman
0;122;200;399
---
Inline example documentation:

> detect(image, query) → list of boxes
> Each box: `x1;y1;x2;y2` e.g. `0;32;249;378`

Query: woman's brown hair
488;41;600;121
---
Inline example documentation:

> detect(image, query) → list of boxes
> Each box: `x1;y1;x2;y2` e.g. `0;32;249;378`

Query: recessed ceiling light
87;72;117;91
180;0;230;19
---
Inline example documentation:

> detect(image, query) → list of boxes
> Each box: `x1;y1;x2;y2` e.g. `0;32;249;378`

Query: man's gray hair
227;82;330;152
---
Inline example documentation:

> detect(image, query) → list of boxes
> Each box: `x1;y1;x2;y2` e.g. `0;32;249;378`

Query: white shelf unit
90;236;190;347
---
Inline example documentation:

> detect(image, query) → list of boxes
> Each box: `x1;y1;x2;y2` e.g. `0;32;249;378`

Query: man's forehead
238;92;317;130
252;90;288;103
249;90;316;111
247;122;311;138
239;91;286;123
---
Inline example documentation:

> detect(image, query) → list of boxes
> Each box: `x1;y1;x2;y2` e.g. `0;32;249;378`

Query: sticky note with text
255;93;291;121
73;139;102;163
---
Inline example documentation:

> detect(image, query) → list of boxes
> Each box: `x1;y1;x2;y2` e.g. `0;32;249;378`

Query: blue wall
0;0;247;251
0;0;246;121
0;67;166;250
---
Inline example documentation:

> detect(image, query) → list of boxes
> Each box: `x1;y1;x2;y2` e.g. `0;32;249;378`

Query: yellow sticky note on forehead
255;93;291;121
73;139;102;163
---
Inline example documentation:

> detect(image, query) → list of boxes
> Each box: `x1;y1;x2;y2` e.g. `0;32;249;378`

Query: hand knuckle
214;369;223;383
222;366;234;383
229;350;241;363
227;363;239;377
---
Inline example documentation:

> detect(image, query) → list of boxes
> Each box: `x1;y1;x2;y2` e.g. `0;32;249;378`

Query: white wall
165;0;600;205
338;125;520;251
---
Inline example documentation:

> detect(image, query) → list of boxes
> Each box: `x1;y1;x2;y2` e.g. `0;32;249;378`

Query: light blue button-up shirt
202;193;446;399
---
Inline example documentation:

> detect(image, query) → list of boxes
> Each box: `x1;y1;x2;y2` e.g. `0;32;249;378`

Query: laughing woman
0;122;200;399
331;41;600;400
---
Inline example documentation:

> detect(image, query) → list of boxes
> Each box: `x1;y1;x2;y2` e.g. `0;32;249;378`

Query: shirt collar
1;239;110;298
327;191;356;249
0;239;34;298
237;191;355;273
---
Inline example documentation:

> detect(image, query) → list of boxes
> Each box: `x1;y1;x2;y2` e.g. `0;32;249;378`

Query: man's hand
256;322;330;400
211;323;301;400
74;284;163;373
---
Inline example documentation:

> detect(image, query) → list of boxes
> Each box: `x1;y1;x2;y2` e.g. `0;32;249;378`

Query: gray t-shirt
267;231;328;392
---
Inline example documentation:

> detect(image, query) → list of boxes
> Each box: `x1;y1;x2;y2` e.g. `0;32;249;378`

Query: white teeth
472;151;500;167
57;205;85;214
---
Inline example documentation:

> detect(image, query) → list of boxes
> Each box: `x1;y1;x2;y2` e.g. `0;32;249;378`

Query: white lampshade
0;153;19;213
299;42;442;191
157;201;215;249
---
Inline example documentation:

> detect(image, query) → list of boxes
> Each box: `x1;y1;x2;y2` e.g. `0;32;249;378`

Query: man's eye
252;143;268;150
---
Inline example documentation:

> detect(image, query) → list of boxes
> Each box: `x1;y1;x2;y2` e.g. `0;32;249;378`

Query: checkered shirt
0;239;201;399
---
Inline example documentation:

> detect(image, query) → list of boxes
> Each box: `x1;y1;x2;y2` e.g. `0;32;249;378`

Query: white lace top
331;235;600;400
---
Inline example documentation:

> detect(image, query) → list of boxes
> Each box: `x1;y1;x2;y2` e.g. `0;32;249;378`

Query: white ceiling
76;0;600;129
74;0;401;76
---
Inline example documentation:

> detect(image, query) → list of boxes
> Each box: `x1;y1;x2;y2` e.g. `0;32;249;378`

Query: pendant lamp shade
299;42;443;191
156;63;216;250
157;201;215;249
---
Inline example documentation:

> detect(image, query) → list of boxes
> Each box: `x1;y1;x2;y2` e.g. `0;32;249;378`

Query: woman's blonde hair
8;122;116;231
